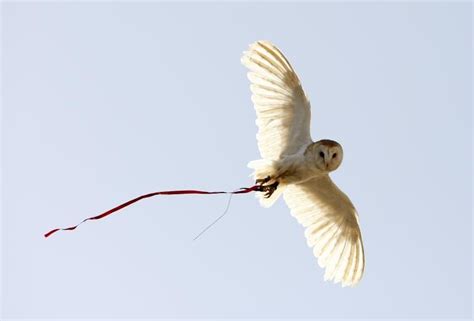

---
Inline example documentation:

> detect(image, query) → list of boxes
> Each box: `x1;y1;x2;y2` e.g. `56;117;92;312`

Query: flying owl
241;41;365;287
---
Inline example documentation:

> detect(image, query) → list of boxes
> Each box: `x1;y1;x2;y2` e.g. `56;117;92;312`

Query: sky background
1;2;472;320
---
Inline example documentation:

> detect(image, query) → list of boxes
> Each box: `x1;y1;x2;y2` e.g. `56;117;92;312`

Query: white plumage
242;41;365;287
241;41;312;160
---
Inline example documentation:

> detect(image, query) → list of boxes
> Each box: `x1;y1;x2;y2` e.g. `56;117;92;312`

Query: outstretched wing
283;175;365;286
241;41;312;160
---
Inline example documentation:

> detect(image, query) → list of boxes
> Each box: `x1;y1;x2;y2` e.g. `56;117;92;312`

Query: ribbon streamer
44;184;261;238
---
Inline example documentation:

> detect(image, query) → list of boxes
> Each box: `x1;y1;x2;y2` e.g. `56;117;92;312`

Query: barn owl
241;41;365;287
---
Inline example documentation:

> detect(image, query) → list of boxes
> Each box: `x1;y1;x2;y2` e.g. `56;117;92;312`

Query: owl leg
255;176;271;185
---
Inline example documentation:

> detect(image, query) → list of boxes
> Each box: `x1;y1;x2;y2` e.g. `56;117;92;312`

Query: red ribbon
44;184;261;238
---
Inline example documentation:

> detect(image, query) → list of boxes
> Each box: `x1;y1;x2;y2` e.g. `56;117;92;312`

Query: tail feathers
248;159;284;207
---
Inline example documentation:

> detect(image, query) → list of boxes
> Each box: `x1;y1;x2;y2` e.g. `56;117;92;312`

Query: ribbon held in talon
44;184;262;238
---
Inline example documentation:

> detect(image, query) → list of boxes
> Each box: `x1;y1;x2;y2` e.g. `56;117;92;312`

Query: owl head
306;139;343;172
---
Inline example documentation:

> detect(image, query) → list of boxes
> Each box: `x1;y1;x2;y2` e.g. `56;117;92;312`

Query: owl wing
283;175;365;286
241;41;312;160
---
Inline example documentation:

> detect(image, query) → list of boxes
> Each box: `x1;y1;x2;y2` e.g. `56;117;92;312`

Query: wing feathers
246;50;287;79
242;54;285;83
325;233;347;280
342;244;356;286
284;175;365;287
334;240;352;283
247;72;293;95
242;41;312;160
257;41;296;74
250;85;292;100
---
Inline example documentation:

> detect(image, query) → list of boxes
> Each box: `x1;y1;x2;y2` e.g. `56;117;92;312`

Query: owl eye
332;153;337;158
319;152;324;158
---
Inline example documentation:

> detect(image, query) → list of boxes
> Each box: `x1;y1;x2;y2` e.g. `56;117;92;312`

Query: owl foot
256;176;279;198
262;181;279;198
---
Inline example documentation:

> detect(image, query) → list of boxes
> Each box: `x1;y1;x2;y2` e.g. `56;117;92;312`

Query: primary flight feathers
241;40;312;160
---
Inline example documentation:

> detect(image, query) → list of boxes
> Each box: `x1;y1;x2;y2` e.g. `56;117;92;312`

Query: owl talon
261;181;279;198
255;176;279;198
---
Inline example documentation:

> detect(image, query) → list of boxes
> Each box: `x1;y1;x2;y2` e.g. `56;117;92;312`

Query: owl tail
248;159;286;208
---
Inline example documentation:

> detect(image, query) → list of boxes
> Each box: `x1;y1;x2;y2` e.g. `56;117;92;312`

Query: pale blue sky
2;2;472;319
